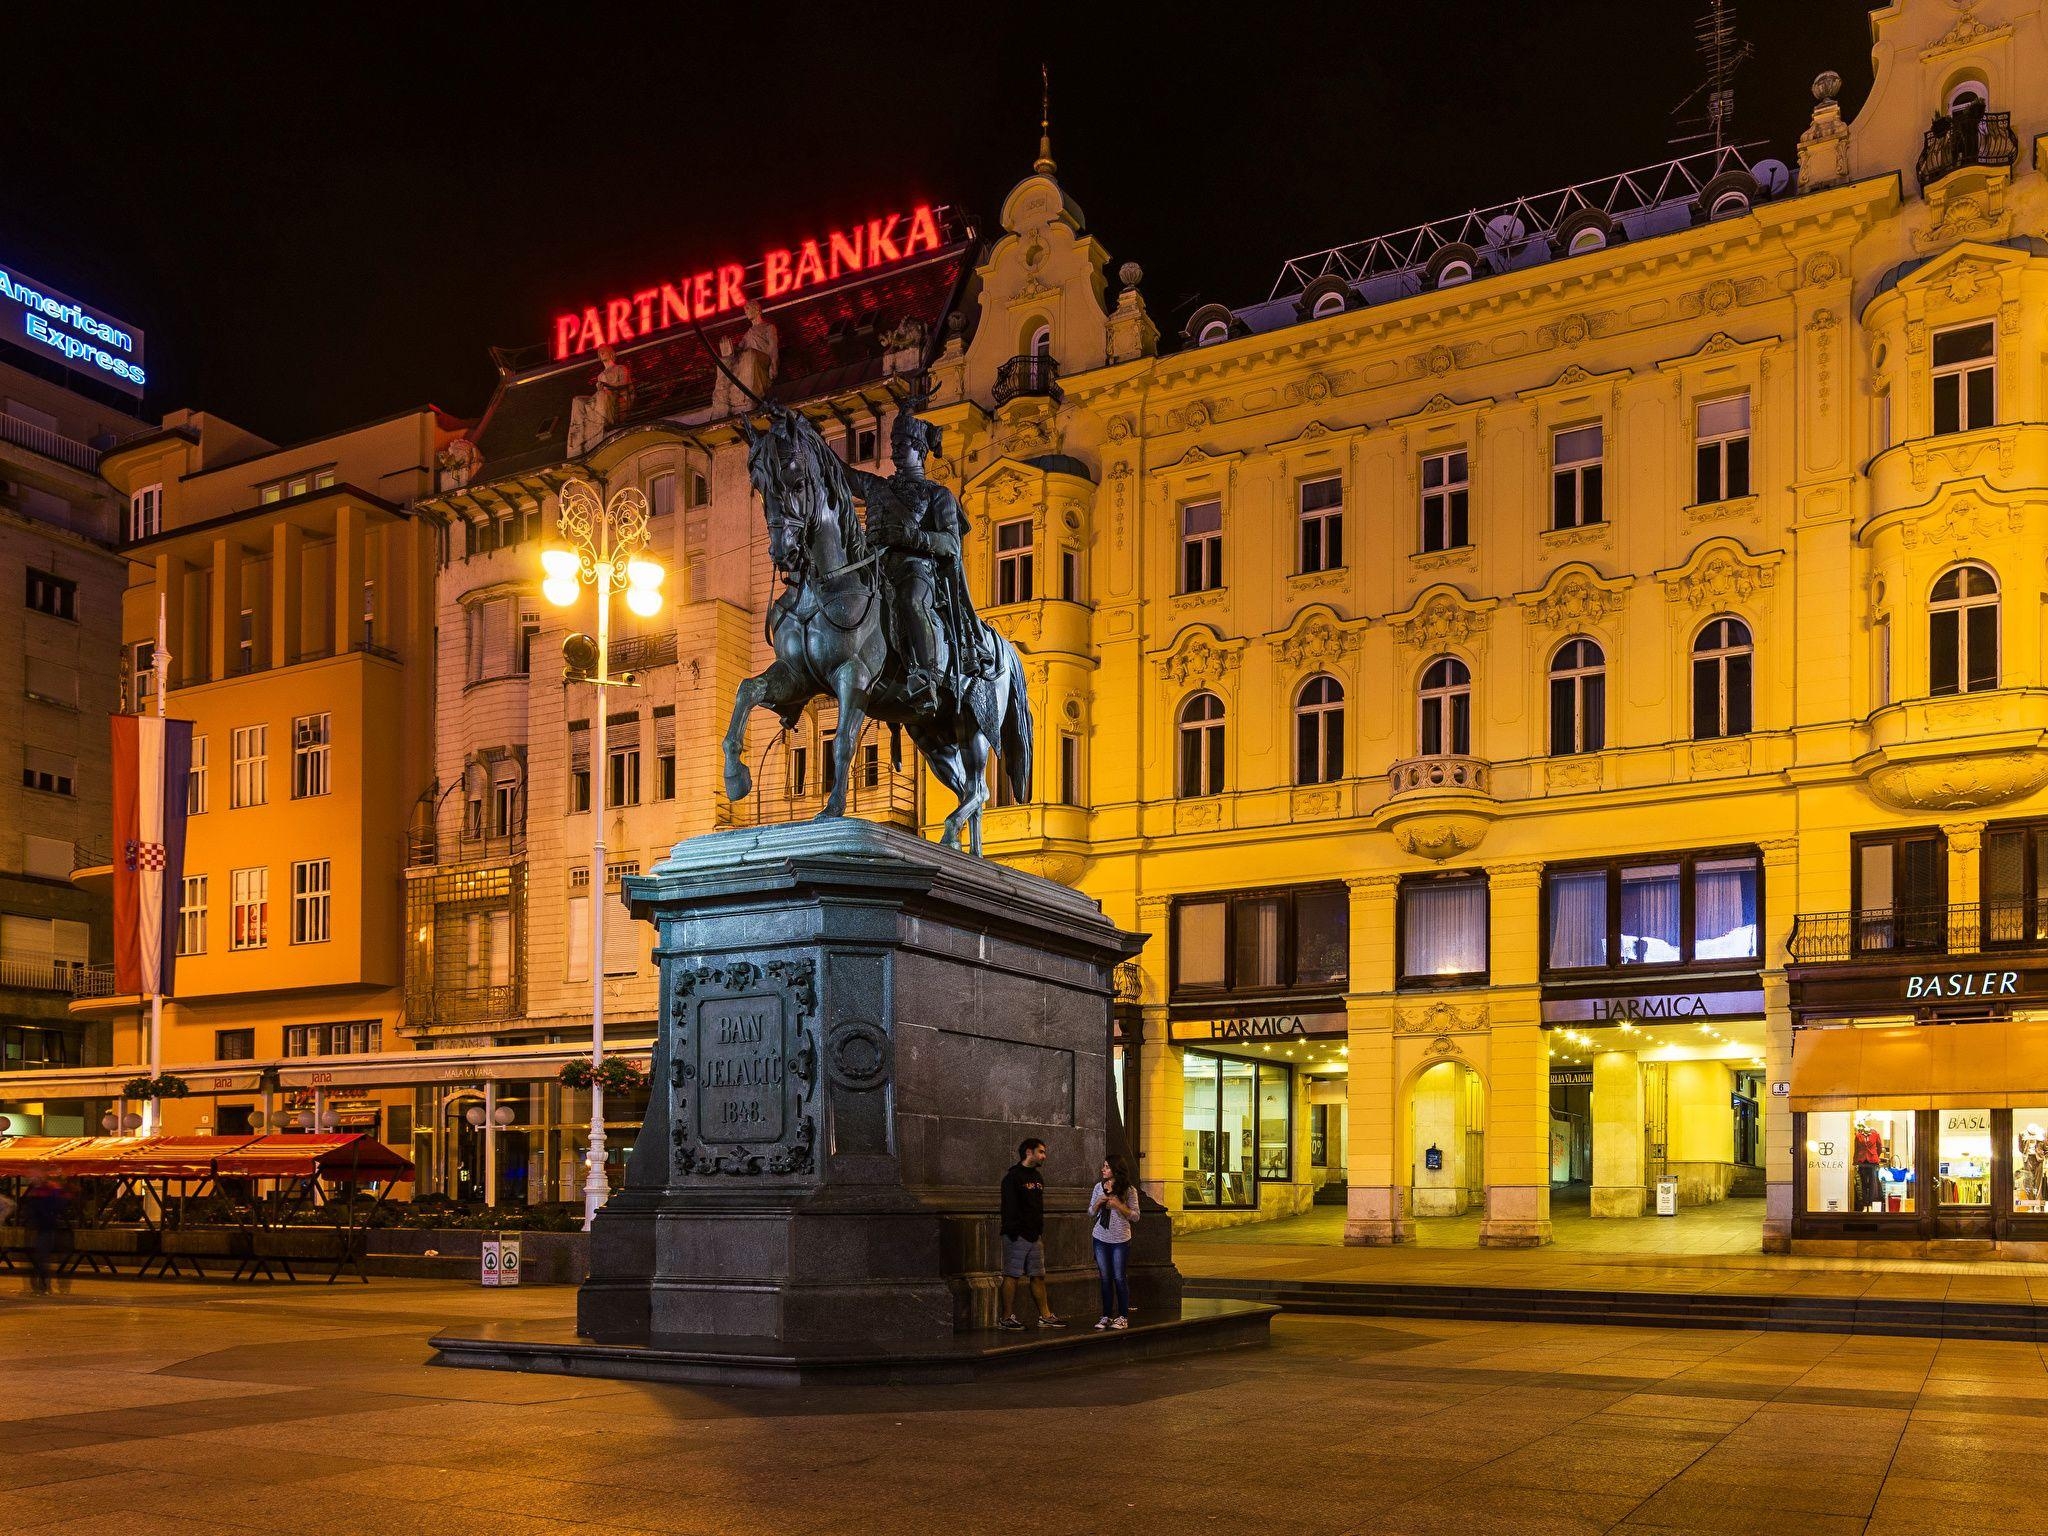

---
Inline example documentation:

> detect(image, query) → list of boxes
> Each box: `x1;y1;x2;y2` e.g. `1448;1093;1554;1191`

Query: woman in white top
1089;1155;1139;1330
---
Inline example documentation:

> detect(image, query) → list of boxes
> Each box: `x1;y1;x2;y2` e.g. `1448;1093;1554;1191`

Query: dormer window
1568;226;1607;255
1198;320;1229;346
1710;189;1752;220
1311;291;1346;319
1436;259;1473;288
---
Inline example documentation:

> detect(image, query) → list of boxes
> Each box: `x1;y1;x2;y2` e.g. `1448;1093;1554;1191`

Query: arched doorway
1407;1059;1486;1230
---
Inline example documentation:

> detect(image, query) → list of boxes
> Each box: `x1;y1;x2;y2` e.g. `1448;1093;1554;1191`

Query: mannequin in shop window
1854;1119;1885;1211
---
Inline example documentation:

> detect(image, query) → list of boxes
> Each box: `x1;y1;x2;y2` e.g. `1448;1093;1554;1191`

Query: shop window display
1181;1051;1292;1208
1804;1108;1916;1214
1937;1109;1993;1208
2016;1112;2048;1214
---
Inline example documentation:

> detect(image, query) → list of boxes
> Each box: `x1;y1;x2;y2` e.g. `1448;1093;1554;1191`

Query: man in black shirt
997;1137;1063;1330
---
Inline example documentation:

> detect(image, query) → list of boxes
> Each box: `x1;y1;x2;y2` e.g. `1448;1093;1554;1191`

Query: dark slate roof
470;242;974;480
1026;452;1093;481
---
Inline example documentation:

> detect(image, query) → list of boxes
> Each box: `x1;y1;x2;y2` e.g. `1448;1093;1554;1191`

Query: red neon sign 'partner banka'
552;205;944;360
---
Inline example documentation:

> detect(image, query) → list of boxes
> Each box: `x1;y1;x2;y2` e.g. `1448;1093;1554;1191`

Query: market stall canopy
0;1134;413;1181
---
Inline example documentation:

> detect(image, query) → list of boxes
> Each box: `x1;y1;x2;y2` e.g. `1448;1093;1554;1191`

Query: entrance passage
1407;1059;1484;1227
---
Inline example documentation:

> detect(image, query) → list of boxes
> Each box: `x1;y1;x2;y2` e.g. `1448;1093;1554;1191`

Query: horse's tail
1000;638;1033;803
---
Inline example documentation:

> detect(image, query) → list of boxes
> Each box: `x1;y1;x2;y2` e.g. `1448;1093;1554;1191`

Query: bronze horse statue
719;403;1033;854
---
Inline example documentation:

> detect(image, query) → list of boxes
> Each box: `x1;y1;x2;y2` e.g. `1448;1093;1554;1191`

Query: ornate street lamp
542;478;664;1231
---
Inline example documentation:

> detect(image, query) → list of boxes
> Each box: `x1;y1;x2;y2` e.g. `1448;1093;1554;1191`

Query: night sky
7;2;1879;444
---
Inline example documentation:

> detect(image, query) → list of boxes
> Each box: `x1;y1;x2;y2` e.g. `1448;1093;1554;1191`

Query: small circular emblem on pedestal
826;1019;890;1089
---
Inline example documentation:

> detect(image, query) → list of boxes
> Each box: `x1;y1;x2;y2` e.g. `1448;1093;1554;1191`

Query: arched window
1709;190;1752;220
1027;323;1052;359
1548;638;1606;755
1567;225;1607;255
1311;290;1347;319
1197;320;1229;346
1930;563;1999;695
1295;675;1345;786
1436;258;1474;288
1418;656;1471;757
1179;692;1226;797
1692;617;1754;739
1947;80;1988;115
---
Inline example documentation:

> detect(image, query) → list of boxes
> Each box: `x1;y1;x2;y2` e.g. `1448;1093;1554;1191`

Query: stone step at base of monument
1185;1278;2048;1342
430;1298;1275;1388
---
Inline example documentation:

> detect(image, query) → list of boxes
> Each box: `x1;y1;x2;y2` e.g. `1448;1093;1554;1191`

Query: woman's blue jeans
1093;1237;1131;1318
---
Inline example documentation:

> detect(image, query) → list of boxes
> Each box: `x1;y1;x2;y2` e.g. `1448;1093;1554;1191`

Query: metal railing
993;354;1062;406
608;632;678;673
72;842;110;872
0;412;102;473
1386;754;1490;798
0;956;113;996
1783;901;2048;964
1917;109;2018;189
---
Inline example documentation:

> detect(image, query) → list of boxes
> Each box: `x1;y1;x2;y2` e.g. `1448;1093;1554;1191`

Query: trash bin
498;1234;522;1287
1655;1176;1679;1217
481;1238;501;1286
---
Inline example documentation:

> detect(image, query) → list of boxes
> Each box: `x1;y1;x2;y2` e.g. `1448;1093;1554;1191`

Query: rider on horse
847;407;991;713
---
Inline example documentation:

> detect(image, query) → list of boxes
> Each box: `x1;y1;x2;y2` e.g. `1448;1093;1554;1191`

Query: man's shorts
1001;1235;1045;1279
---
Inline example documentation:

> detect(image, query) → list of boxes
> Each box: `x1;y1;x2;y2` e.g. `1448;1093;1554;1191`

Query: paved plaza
5;1278;2048;1535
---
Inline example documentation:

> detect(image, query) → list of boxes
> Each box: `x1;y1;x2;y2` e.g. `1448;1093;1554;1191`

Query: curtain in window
1548;869;1608;969
1693;857;1758;960
1619;864;1682;964
1403;879;1487;979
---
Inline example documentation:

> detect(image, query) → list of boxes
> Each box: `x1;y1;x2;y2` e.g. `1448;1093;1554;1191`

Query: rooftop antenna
1035;63;1056;176
1669;0;1753;149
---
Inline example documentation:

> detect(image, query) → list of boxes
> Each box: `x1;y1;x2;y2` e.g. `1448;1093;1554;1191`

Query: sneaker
1093;1316;1111;1331
1110;1316;1129;1330
997;1316;1025;1332
1037;1314;1067;1328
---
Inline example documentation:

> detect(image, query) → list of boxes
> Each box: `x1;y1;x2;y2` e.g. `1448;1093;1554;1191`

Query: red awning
0;1133;412;1182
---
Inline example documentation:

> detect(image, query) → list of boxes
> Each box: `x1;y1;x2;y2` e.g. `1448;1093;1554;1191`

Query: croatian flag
112;714;194;998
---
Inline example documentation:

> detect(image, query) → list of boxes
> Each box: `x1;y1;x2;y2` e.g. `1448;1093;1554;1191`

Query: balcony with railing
0;955;114;997
993;354;1062;407
0;411;103;474
1783;901;2048;965
1386;755;1491;799
1916;108;2018;189
608;632;678;674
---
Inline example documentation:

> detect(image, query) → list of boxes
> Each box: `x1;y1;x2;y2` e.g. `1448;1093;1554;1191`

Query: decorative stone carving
1275;614;1358;670
1392;814;1493;863
1391;592;1490;651
670;958;819;1179
1867;754;2048;813
1411;546;1479;575
993;850;1089;886
1689;740;1750;776
437;436;481;492
1546;757;1604;793
1661;545;1778;609
1396;1000;1489;1035
1176;801;1222;832
1525;570;1626;633
1291;788;1341;819
1160;630;1243;687
1684;495;1760;528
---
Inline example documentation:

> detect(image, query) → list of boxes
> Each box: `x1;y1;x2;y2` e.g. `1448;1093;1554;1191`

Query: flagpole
144;595;169;1137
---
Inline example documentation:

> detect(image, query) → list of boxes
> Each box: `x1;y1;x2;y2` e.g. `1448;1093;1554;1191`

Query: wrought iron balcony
1916;109;2017;189
1783;901;2048;965
993;354;1062;407
1386;754;1491;799
608;632;678;673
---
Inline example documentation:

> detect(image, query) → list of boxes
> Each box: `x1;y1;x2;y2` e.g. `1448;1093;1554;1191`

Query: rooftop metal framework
1265;142;1774;303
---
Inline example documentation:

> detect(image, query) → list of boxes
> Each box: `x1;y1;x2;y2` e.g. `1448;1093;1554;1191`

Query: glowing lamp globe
540;548;580;581
543;576;580;608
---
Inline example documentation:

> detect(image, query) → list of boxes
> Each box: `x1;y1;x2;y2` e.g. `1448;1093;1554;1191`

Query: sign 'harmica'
0;263;145;397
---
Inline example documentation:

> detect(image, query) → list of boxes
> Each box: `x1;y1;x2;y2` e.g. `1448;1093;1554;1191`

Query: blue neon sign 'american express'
0;264;145;395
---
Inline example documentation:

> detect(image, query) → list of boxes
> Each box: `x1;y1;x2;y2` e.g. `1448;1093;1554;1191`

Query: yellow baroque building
929;0;2048;1254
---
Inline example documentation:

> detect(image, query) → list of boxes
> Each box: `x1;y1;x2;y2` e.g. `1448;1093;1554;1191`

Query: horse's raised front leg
723;664;794;802
924;741;971;850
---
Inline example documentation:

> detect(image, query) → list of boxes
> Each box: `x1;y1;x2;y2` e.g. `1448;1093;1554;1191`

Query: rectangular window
516;617;539;675
568;722;591;813
1983;821;2048;944
24;656;78;709
566;893;590;981
21;747;75;797
1419;450;1469;553
128;484;162;542
1173;884;1349;997
1854;830;1946;953
291;713;331;799
491;778;518;836
861;741;881;790
1061;548;1080;601
854;426;878;464
1298;476;1343;574
237;607;256;673
1058;731;1082;806
187;735;209;815
131;640;156;710
230;866;269;950
648;471;677;519
216;1028;255;1062
1932;321;1995;435
1804;1109;1916;1215
25;568;76;620
1551;424;1604;529
231;725;268;808
789;745;808;798
1180;1053;1290;1208
1545;849;1761;972
607;745;640;807
655;748;676;801
291;859;331;944
1399;873;1489;987
1694;394;1751;504
1181;499;1223;593
2015;1108;2048;1214
178;875;208;956
995;518;1034;605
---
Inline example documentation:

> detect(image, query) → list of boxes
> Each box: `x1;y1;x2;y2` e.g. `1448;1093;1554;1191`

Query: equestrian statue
714;364;1032;856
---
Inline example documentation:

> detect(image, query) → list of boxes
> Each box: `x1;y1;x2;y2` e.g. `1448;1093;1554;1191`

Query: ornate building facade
927;0;2048;1253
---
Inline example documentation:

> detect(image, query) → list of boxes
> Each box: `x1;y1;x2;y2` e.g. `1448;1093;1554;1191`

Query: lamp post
542;478;663;1232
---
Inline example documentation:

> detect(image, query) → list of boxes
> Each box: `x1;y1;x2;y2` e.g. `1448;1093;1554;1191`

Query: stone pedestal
577;819;1179;1347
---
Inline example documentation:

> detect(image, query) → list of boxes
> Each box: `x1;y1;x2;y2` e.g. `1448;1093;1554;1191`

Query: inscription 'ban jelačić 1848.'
697;997;786;1142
